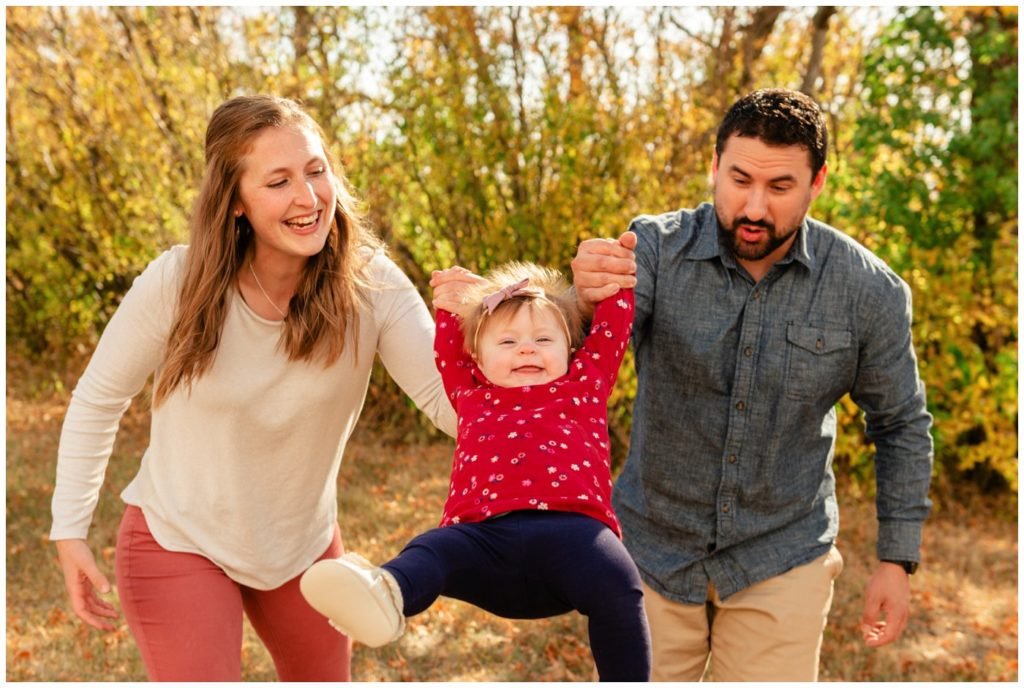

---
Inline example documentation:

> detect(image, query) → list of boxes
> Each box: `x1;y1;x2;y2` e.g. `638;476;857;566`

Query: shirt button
743;346;753;357
752;290;761;300
816;338;824;350
722;503;730;513
728;454;737;464
735;401;745;411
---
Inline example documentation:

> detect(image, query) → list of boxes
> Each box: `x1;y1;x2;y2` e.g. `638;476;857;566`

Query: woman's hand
430;266;487;313
55;539;119;630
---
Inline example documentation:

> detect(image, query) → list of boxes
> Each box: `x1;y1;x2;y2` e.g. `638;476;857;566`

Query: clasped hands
430;231;638;312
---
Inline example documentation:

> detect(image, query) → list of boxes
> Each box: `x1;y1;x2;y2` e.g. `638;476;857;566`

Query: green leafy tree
842;6;1017;491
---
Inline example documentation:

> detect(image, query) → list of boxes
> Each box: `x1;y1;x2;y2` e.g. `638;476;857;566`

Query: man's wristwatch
881;559;919;575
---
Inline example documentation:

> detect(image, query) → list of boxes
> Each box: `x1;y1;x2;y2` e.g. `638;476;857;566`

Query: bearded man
570;88;933;681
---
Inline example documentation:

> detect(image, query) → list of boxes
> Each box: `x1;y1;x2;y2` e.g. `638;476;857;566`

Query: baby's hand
430;266;487;312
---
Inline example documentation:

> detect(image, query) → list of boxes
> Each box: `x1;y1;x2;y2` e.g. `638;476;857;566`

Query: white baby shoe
300;552;405;647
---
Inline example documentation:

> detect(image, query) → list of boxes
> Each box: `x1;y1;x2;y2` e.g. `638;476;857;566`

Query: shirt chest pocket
784;324;855;402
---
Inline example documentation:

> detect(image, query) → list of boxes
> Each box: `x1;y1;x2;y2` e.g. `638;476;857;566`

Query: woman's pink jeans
115;505;351;681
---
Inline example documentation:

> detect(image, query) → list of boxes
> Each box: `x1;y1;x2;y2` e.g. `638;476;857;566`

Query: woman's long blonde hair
154;95;381;405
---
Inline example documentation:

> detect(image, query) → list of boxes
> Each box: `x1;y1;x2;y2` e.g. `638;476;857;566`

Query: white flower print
508;432;518;439
538;502;549;510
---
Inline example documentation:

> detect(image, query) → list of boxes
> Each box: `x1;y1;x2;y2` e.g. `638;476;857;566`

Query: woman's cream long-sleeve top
49;245;456;589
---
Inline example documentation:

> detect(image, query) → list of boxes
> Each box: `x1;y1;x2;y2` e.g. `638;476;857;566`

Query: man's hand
430;266;487;313
55;539;119;631
570;231;638;313
860;562;911;647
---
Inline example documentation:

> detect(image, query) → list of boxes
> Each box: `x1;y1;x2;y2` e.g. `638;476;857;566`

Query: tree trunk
800;6;837;95
739;6;784;90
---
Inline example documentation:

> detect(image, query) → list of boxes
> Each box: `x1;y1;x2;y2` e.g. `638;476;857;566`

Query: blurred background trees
6;6;1017;495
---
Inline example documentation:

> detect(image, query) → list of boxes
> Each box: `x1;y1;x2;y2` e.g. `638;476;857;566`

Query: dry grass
6;387;1018;681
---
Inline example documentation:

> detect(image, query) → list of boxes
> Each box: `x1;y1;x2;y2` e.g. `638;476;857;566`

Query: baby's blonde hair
453;262;583;357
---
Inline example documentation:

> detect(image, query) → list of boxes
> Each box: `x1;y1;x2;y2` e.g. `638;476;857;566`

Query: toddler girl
301;262;650;681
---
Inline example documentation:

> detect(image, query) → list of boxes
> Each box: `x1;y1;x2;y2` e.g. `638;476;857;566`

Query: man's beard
716;209;799;262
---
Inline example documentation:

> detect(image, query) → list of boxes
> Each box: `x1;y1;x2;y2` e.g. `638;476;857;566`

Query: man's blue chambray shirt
612;203;933;604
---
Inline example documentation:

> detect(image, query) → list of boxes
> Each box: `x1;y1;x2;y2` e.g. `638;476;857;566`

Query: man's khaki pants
644;546;844;682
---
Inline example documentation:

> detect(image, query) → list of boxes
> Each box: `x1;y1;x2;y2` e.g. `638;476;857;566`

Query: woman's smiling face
234;125;336;267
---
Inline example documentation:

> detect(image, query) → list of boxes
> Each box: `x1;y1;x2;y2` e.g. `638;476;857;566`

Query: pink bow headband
481;278;533;314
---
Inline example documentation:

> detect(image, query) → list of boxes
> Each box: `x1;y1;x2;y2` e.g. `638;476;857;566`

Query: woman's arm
51;248;181;541
50;246;182;629
369;254;458;437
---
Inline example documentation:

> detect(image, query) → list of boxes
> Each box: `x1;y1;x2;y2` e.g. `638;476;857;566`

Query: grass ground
6;388;1018;681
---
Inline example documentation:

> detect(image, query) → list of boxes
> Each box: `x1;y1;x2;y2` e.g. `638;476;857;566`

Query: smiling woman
47;95;457;681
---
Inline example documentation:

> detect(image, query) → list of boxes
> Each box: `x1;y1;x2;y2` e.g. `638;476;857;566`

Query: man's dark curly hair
715;89;828;178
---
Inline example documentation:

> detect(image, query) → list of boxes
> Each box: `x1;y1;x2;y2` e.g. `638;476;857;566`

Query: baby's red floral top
433;289;634;536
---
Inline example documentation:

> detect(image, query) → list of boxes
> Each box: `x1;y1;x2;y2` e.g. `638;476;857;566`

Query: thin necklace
248;261;287;319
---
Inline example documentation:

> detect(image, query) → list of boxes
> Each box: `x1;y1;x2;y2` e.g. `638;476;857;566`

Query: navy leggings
381;510;651;681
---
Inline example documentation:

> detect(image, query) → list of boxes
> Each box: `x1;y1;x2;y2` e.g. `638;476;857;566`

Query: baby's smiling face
474;302;570;388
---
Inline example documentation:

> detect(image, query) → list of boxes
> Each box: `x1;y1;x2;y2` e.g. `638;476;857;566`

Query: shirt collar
687;203;816;271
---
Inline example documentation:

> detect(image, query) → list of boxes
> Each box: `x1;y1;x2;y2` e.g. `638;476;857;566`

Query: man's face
712;135;827;272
